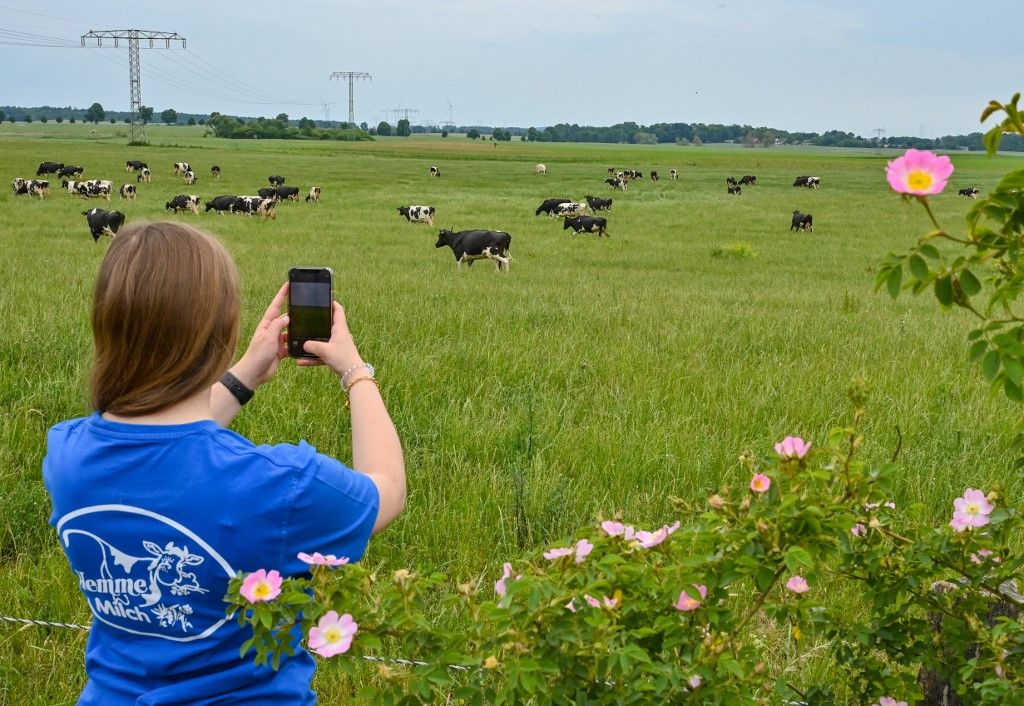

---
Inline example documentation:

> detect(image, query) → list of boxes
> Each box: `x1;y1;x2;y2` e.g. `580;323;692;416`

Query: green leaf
959;269;981;297
982;350;1001;381
934;276;954;306
784;545;814;572
907;255;928;280
1005;377;1024;403
1003;356;1024;385
885;265;902;299
968;340;988;362
919;243;941;260
984;126;1003;157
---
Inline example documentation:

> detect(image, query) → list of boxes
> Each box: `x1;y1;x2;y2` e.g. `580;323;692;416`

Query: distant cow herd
9;155;990;271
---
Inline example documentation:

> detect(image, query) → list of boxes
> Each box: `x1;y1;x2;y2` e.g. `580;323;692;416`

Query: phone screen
288;267;333;358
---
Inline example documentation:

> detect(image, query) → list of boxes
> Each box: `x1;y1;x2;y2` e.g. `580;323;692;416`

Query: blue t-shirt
43;412;380;705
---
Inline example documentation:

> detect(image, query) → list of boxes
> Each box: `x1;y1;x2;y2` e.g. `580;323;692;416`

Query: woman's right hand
298;301;365;377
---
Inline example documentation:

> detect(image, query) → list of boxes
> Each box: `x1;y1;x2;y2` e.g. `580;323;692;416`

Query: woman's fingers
259;282;289;327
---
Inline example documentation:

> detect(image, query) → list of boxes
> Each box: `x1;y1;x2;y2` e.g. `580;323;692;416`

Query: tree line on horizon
2;104;1021;152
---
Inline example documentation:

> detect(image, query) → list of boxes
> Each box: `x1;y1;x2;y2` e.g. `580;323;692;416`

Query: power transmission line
81;29;186;144
329;71;371;125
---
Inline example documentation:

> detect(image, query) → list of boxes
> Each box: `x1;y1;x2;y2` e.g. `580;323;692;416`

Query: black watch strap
220;371;254;406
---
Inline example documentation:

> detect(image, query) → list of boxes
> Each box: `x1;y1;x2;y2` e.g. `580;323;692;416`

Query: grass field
1;123;1021;703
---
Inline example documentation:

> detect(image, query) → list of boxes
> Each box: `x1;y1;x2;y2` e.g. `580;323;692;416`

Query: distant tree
742;131;759;148
691;134;703;146
85;102;105;123
441;129;448;138
40;115;48;123
634;131;658;145
520;135;526;141
161;108;178;124
55;116;63;124
675;137;690;146
0;110;5;122
377;121;392;136
396;118;411;137
198;118;206;125
368;127;377;136
70;117;76;124
360;122;368;131
109;117;116;124
123;118;130;124
760;129;778;148
7;115;14;123
491;127;508;141
187;116;196;126
467;128;480;140
24;113;32;123
298;117;315;130
138;106;154;124
276;112;289;123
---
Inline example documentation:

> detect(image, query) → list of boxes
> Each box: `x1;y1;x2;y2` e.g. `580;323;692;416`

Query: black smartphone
288;267;333;359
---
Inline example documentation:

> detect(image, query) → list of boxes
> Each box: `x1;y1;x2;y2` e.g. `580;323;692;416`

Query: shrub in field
711;241;757;259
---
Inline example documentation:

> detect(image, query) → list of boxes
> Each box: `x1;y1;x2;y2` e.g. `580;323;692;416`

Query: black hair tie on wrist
220;371;254;406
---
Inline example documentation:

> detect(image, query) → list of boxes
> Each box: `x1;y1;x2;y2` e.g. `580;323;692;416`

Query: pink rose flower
601;520;624;537
495;562;514;598
775;436;811;459
666;521;681;535
635;527;669;548
688;675;702;689
786;575;810;594
673;584;708;612
950;488;994;532
297;552;350;567
874;698;908;706
543;546;573;560
970;549;1000;565
603;595;618;609
307;611;358;658
565;599;576;613
240;569;282;603
886;149;953;196
750;474;771;493
851;524;866;537
574;539;594;564
584;594;601;609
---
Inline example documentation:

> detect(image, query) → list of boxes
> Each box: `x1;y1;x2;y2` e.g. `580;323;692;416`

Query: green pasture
0;123;1020;702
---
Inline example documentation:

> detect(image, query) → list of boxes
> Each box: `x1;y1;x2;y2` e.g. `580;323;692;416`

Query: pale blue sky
0;1;1018;136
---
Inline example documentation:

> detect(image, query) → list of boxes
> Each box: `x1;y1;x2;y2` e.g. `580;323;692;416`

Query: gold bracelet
344;376;378;395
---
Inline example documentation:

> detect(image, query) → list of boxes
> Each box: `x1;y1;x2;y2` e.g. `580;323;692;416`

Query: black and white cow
126;160;148;172
551;202;587;218
231;195;276;219
435;229;512;271
59;165;84;178
268;175;285;186
670;169;678;181
173;162;192;176
585;195;613;212
794;176;821;188
726;177;738;187
563;215;609;237
727;184;742;195
119;184;136;200
257;187;282;201
136;167;151;183
166;194;201;214
958;187;980;198
607;167;617;175
398;205;435;225
622;169;643;180
650;171;659;181
27;180;49;198
275;186;300;201
790;210;813;232
536;198;573;216
11;178;27;195
36;162;64;176
205;195;237;213
429;166;439;177
305;186;321;202
739;175;757;186
183;170;197;185
605;178;627;191
82;208;126;242
82;180;113;200
211;165;221;178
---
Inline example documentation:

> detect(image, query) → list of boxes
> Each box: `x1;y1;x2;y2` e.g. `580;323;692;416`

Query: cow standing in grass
563;215;609;237
398;205;435;225
790;211;813;232
435;229;512;271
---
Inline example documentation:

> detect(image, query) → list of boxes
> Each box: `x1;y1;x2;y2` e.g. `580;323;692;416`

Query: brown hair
90;221;240;415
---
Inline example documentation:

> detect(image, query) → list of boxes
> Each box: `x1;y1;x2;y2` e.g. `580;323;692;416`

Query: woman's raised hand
299;302;364;377
231;282;290;388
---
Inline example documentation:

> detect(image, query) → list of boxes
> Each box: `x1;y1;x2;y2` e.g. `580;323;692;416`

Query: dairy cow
166;195;200;214
275;186;300;201
534;163;547;175
605;178;627;191
136;167;151;183
36;162;64;176
305;186;321;202
563;215;609;237
958;187;980;198
59;165;84;178
790;210;814;232
268;175;285;186
397;205;435;225
727;184;742;195
551;202;587;218
126;160;148;172
82;208;126;241
794;176;821;188
535;198;572;216
119;184;136;200
739;175;757;185
204;195;237;213
585;195;613;212
183;170;197;185
435;229;512;271
211;165;221;178
670;169;678;181
173;162;191;176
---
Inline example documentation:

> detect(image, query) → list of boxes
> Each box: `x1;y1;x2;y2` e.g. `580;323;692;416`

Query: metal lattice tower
82;29;186;144
329;72;371;126
389;108;420;123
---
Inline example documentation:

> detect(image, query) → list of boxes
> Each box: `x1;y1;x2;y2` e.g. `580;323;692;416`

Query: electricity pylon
329;71;371;125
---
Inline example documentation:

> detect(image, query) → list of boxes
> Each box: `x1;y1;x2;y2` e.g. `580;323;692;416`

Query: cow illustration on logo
57;504;235;642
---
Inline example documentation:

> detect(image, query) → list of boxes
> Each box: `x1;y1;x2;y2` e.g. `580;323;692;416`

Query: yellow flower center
906;170;934;191
323;626;342;644
253;582;270;598
965;501;980;516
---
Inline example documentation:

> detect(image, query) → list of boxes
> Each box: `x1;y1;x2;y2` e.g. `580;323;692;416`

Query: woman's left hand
231;283;289;389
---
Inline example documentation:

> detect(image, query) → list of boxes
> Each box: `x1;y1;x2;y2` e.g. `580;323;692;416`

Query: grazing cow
136;167;151;183
119;184;136;200
551;202;587;218
36;162;64;176
739;175;757;186
205;195;237;213
726;176;738;187
650;171;659;181
256;198;277;220
585;195;613;212
166;194;201;214
727;184;742;195
268;175;285;186
563;215;609;237
670;169;678;181
183;170;197;185
257;187;282;201
534;163;547;175
173;162;191;176
231;196;263;215
397;205;435;225
126;160;148;172
793;176;821;188
435;229;512;271
430;166;439;177
82;208;126;242
607;167;616;175
535;198;572;216
275;186;300;201
70;179;112;200
17;179;49;198
11;177;27;194
59;165;84;178
305;186;322;203
958;187;980;198
211;165;221;178
61;179;81;194
790;210;813;232
605;178;627;191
